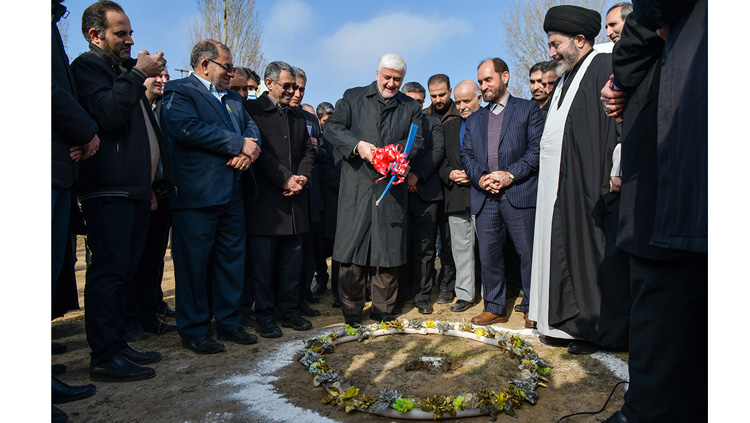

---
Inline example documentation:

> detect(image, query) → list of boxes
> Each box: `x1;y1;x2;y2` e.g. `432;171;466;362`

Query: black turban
543;5;601;40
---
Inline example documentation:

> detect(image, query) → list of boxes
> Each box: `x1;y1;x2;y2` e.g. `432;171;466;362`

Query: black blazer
439;117;471;214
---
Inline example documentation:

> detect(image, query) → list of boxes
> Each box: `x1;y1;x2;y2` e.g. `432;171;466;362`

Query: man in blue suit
460;58;543;326
162;39;261;354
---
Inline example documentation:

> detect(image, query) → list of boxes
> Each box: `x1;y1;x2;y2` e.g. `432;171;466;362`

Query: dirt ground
52;238;629;423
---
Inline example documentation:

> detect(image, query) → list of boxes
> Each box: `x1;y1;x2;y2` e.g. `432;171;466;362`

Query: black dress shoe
282;314;313;331
242;311;257;327
52;376;96;404
218;327;258;345
89;354;156;382
158;301;176;318
567;341;598;355
602;411;629;423
142;315;177;335
255;319;283;338
121;345;162;364
539;335;572;347
182;335;225;354
52;364;67;376
303;292;320;304
436;290;454;304
331;296;340;308
345;316;362;328
299;302;321;317
52;405;69;423
514;304;523;313
124;323;148;342
370;312;396;322
450;300;474;313
416;301;433;314
52;341;67;355
311;282;328;295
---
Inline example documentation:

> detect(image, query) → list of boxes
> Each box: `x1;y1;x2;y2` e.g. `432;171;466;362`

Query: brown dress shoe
524;313;537;329
471;311;509;325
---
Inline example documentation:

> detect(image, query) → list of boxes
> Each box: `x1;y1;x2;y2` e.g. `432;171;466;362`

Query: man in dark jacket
439;80;482;313
423;74;460;304
325;53;424;327
397;82;445;316
125;68;177;341
600;1;707;421
243;61;316;338
162;40;260;354
461;58;542;327
51;1;99;419
71;0;167;382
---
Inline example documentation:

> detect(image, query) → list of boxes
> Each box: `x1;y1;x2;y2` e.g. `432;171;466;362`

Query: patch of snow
221;329;340;423
591;352;629;382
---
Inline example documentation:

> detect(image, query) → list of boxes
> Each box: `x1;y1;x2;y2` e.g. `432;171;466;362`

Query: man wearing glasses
162;39;261;354
242;61;316;338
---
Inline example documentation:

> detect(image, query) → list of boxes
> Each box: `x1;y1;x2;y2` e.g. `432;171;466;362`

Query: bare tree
501;0;610;97
189;0;266;74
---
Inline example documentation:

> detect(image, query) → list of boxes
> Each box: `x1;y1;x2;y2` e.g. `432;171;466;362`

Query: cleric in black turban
543;5;601;41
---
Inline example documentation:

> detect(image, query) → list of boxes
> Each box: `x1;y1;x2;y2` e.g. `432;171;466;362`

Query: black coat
409;114;444;202
325;81;424;267
612;13;667;260
316;135;342;240
629;0;707;254
243;93;316;236
71;44;168;201
51;2;97;189
439;118;471;214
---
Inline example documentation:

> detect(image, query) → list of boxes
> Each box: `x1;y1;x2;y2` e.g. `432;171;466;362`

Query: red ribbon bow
371;144;409;185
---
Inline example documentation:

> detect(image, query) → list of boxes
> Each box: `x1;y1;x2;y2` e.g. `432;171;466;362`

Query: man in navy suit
162;39;261;354
460;58;543;326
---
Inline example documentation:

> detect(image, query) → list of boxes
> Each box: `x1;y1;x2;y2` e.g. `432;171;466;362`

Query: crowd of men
52;1;706;422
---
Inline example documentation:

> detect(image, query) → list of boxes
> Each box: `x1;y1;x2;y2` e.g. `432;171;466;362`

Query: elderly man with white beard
527;5;630;356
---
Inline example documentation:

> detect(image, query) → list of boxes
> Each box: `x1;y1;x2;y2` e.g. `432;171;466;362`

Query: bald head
454;80;482;118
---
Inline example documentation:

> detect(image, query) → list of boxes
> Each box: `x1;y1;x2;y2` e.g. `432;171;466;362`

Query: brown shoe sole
471;316;509;325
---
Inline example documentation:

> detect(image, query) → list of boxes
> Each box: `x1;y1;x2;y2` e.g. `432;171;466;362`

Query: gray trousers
448;212;477;302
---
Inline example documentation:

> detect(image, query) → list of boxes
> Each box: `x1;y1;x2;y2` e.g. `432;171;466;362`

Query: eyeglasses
274;80;299;91
208;59;235;73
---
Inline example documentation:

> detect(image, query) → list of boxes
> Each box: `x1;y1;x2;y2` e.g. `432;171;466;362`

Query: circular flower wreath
295;319;552;421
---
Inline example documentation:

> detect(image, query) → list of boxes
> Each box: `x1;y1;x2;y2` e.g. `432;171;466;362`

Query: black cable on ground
555;380;629;423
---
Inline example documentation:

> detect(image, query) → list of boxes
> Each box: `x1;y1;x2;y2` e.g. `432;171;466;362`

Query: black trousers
398;194;438;303
81;196;150;365
435;199;456;292
622;253;707;423
127;195;171;325
248;234;303;322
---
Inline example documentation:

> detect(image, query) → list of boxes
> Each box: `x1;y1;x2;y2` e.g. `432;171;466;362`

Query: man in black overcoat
243;61;316;338
325;53;424;327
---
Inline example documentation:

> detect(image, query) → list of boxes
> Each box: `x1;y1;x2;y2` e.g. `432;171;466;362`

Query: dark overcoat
439;118;471;214
243;92;316;236
325;81;424;267
52;2;98;189
410;114;444;202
